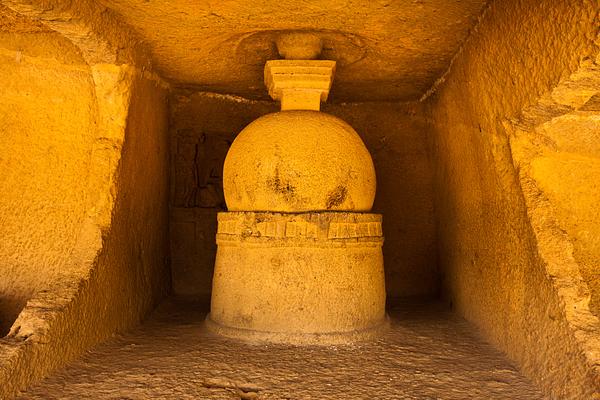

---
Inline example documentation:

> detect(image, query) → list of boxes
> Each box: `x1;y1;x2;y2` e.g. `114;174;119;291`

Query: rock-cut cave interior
0;1;599;399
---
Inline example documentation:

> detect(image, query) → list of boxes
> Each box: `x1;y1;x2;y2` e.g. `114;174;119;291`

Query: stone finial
275;31;323;60
264;60;336;111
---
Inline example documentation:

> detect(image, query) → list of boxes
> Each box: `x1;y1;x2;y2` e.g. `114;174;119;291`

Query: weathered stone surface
264;59;336;110
0;22;170;399
209;211;386;344
2;0;598;397
275;31;323;60
172;129;228;209
223;111;376;212
216;211;383;244
91;0;487;101
17;299;544;400
0;31;93;338
425;0;600;397
170;208;218;299
0;4;50;33
213;54;389;343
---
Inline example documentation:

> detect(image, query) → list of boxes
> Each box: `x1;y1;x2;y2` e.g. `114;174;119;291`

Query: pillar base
208;211;387;345
205;315;390;346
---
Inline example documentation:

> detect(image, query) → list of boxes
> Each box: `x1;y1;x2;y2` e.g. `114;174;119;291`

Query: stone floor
18;298;544;399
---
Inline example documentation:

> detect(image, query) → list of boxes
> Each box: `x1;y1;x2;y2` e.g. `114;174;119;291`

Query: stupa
206;32;387;344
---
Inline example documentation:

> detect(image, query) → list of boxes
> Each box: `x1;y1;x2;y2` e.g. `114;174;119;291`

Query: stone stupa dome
223;110;376;212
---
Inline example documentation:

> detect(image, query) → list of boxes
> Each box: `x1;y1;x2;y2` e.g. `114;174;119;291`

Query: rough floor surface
18;298;543;399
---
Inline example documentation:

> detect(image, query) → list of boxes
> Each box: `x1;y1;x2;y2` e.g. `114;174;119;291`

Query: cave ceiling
3;1;488;102
98;0;488;101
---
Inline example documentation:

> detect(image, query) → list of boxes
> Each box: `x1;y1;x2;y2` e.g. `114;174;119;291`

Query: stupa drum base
207;211;387;344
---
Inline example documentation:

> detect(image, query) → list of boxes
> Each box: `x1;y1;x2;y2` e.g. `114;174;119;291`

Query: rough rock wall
170;93;436;299
88;67;171;335
0;32;96;336
425;0;600;397
522;111;600;320
0;29;170;398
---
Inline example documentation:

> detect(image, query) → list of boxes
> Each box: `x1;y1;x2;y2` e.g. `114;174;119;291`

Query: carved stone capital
264;60;336;111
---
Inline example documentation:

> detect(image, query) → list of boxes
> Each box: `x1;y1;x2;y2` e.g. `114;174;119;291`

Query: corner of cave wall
89;67;171;331
0;25;170;398
424;0;600;397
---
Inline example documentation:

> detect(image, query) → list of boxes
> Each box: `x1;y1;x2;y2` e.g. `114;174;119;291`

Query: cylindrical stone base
207;211;387;345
